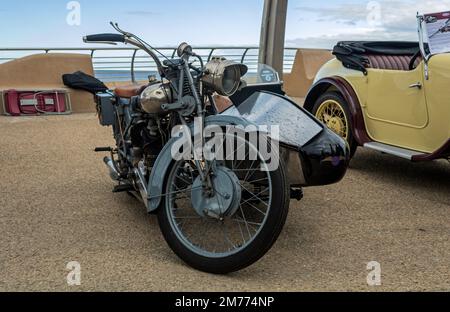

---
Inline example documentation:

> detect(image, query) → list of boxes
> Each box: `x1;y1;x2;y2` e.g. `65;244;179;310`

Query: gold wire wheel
316;99;349;140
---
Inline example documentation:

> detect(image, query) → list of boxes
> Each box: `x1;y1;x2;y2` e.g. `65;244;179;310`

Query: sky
1;0;450;49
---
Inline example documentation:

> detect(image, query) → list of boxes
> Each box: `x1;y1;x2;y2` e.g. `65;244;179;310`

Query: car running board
363;142;423;160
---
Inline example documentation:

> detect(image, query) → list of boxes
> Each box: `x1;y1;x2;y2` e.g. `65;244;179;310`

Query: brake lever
110;22;132;38
108;21;166;77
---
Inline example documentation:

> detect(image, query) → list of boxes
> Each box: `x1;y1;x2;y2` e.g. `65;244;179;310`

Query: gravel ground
0;114;449;292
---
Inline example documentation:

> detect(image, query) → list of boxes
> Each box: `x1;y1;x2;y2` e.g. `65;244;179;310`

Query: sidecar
221;65;350;188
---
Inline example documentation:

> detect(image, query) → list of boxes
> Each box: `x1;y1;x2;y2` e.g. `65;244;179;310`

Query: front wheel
157;133;290;274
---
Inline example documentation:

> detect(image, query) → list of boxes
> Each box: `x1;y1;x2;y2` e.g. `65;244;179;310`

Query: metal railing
0;46;299;83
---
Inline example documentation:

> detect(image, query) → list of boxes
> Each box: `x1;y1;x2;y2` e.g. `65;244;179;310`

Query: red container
5;90;21;116
4;90;67;115
41;93;67;113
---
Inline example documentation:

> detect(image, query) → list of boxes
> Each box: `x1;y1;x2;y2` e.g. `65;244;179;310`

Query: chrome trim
103;156;120;180
417;13;431;80
364;142;422;160
133;162;149;208
408;82;422;89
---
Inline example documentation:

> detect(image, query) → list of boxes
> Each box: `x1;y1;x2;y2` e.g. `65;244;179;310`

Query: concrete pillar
259;0;288;78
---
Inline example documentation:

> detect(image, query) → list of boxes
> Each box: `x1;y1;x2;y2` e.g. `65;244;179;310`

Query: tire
157;133;290;274
312;92;358;158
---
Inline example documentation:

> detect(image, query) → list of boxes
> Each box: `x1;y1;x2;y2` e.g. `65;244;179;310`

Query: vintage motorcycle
83;23;349;274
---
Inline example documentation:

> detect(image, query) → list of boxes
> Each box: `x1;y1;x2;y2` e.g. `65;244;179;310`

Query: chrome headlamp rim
201;57;248;97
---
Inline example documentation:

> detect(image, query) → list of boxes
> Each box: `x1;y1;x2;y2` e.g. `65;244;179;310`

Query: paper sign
424;11;450;55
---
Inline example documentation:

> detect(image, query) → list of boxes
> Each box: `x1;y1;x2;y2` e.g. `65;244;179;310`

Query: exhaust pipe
103;157;120;181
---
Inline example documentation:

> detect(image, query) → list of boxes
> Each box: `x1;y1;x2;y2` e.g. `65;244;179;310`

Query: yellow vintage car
304;13;450;161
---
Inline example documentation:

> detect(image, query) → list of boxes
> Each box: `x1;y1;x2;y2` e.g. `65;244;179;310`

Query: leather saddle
114;83;148;98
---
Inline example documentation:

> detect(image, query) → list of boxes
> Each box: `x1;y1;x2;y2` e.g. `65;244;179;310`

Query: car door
364;64;429;147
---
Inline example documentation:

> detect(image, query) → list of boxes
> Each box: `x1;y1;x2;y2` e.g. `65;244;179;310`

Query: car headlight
201;57;248;97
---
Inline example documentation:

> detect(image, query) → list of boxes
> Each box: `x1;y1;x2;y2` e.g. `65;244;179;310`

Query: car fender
146;115;255;213
303;76;371;146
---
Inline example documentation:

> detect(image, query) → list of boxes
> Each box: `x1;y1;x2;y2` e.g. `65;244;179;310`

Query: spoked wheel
157;132;290;274
316;99;349;139
313;92;358;158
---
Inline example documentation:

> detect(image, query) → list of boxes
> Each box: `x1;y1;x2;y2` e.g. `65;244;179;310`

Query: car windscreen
241;64;280;85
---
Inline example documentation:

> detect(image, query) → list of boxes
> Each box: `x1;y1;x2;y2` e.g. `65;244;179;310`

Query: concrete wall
283;49;334;100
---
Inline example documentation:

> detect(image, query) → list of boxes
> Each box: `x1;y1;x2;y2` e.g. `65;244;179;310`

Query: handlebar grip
83;34;126;43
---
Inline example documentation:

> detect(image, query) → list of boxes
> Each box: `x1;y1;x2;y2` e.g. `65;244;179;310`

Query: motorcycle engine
130;118;163;168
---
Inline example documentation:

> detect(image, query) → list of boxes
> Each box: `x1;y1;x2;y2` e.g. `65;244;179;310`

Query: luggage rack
1;88;72;116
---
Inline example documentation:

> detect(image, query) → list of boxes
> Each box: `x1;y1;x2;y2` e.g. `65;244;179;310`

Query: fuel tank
140;82;173;114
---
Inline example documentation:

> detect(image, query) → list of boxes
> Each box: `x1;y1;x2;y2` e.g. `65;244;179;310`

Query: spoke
233;217;263;227
332;104;339;116
246;177;269;184
234;148;250;171
230;168;261;172
243;200;267;217
175;173;193;186
240;181;269;199
234;216;259;234
243;159;258;182
221;223;238;250
225;141;245;165
241;186;270;207
174;216;202;220
236;217;246;245
239;204;252;240
176;218;187;232
200;218;215;246
151;186;201;200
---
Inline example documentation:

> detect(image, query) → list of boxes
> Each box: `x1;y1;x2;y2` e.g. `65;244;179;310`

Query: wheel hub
327;116;345;134
191;166;241;219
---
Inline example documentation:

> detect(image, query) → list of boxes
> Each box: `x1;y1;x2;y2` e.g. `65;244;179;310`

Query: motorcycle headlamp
201;57;248;97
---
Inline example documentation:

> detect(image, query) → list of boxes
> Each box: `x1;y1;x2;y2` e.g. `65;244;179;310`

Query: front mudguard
146;115;254;213
146;136;179;213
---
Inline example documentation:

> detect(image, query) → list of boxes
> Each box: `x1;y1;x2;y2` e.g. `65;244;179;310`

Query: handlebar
83;33;126;43
84;31;165;76
83;23;197;78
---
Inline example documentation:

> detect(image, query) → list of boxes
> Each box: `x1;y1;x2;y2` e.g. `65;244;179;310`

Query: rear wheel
313;92;358;158
157;132;290;274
